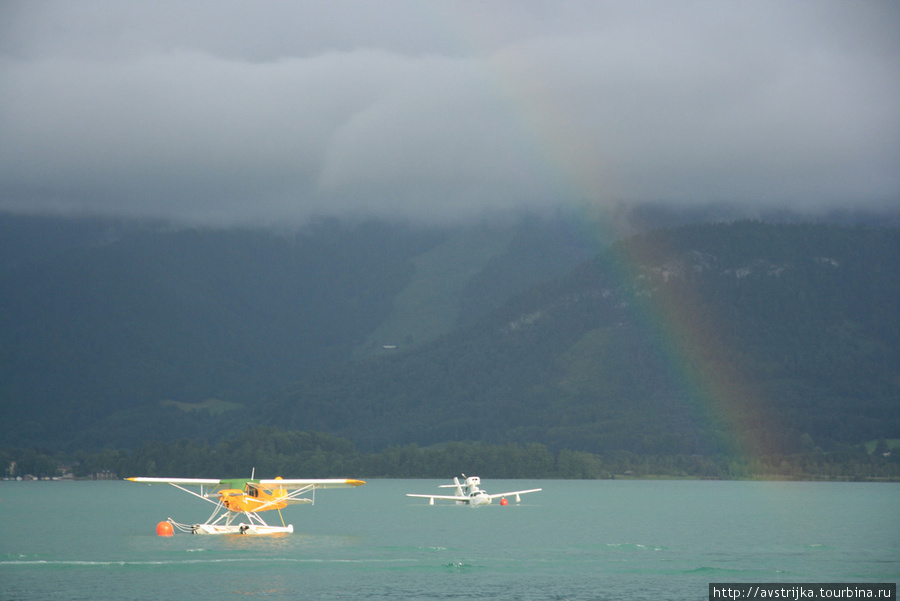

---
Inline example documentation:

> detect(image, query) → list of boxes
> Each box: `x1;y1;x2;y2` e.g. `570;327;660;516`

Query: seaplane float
407;474;541;506
126;472;365;535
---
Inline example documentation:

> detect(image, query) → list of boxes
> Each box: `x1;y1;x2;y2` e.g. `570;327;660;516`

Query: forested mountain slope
2;216;897;455
262;222;900;455
0;213;594;449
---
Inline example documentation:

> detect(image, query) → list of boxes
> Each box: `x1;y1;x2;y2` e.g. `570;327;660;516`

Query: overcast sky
1;1;898;226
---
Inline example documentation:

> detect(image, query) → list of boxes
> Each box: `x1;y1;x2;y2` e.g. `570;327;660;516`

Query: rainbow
436;11;776;463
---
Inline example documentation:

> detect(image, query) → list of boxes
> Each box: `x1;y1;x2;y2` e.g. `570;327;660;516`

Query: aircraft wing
126;477;223;485
127;477;365;488
406;493;468;501
255;478;365;489
486;488;542;499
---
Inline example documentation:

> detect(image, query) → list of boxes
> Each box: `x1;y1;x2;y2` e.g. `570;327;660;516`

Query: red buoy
156;521;174;536
500;497;509;506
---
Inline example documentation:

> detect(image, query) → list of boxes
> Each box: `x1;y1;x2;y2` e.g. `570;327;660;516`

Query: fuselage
465;491;492;506
217;480;288;513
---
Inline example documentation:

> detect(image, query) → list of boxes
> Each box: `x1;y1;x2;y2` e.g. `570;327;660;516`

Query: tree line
3;427;898;482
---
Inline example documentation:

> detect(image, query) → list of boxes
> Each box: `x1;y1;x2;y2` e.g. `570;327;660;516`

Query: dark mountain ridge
0;212;597;448
1;213;897;457
263;221;900;455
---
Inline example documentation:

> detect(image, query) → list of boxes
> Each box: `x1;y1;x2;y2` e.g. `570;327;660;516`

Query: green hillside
2;216;897;458
0;213;595;449
262;222;900;455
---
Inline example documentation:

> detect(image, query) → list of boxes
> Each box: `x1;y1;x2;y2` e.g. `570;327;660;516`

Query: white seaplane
407;474;541;506
126;472;365;535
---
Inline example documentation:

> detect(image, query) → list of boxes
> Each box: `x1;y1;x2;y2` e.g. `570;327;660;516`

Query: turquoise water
1;479;897;600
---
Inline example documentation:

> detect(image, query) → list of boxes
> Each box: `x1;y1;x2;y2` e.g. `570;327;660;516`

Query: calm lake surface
1;479;897;600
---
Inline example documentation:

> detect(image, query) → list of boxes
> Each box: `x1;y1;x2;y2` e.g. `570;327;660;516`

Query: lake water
1;479;897;600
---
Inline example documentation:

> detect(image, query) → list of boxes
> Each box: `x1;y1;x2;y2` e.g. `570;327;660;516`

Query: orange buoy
156;521;174;536
500;497;508;506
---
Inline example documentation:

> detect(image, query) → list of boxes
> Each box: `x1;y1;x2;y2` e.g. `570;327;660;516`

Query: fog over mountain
2;1;898;227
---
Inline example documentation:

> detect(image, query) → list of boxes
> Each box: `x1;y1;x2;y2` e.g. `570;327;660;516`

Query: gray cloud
1;0;898;225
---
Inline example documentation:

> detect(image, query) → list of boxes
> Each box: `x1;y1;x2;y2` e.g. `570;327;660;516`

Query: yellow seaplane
126;473;365;535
